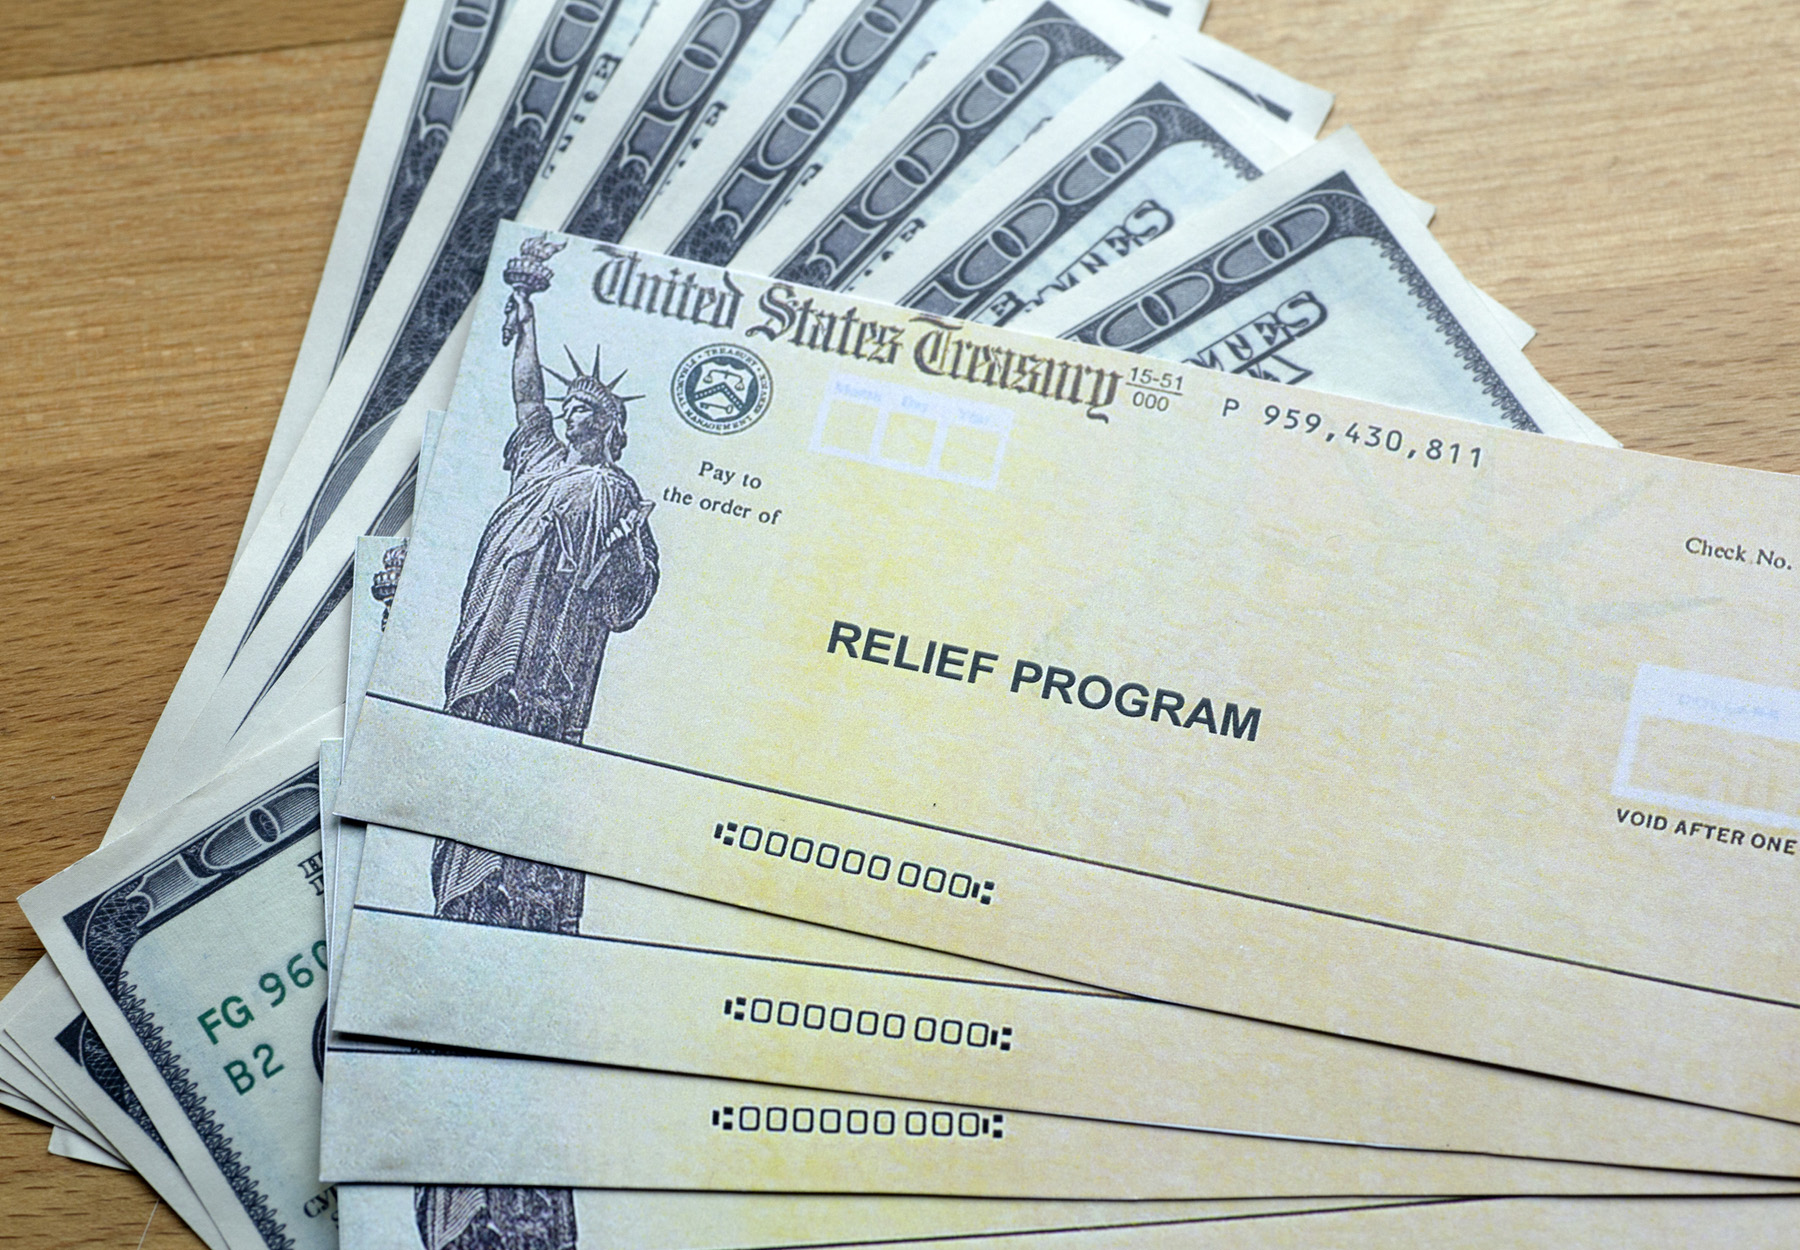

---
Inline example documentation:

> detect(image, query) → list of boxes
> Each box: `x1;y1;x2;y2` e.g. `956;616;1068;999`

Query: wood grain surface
0;0;1795;1243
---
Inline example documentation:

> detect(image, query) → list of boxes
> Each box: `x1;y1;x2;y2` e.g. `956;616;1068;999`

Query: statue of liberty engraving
416;1185;577;1250
429;837;585;936
445;237;659;744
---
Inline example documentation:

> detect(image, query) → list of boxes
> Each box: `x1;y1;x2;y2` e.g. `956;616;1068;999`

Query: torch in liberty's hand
501;235;565;345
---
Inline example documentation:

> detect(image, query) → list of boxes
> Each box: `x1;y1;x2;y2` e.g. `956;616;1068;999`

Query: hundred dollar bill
238;0;648;639
0;690;350;1240
0;1011;91;1135
318;1046;1791;1195
631;16;1323;269
103;0;656;846
623;0;1009;264
1128;0;1204;26
520;0;818;248
337;1187;1408;1250
235;0;513;563
1010;128;1611;442
3;964;230;1248
22;714;342;1250
0;1065;68;1132
0;600;340;1219
1178;29;1331;134
48;1124;127;1169
139;0;812;829
340;222;1800;1124
729;0;1161;289
0;995;124;1155
857;45;1309;324
336;825;1800;1175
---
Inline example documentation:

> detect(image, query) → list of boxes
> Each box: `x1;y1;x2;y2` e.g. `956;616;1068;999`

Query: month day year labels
338;221;1800;1124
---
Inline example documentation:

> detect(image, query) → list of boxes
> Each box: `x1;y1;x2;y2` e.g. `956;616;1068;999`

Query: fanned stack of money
7;0;1800;1247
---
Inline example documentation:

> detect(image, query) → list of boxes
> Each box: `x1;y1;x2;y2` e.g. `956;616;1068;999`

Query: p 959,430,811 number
1222;397;1485;469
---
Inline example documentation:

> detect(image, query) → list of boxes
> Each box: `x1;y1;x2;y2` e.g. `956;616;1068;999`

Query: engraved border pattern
1063;171;1538;431
899;84;1260;317
62;767;322;1250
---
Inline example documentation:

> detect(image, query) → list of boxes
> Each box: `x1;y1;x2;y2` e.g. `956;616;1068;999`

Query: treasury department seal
671;344;772;435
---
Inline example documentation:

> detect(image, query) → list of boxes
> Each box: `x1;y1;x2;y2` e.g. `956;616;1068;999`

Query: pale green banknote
730;0;1162;288
23;716;344;1250
521;0;819;248
238;0;516;560
1011;128;1611;441
2;962;229;1248
626;0;1016;262
101;0;660;848
856;44;1309;323
627;7;1327;267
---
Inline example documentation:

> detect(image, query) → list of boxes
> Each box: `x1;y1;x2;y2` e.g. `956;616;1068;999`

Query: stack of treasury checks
7;0;1800;1245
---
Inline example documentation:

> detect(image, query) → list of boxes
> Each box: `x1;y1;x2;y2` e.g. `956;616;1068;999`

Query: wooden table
0;0;1795;1243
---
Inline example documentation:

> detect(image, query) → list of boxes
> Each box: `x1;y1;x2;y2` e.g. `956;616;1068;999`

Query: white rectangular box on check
1613;664;1800;832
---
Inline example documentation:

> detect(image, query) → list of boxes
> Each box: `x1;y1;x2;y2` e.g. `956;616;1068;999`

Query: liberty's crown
545;345;645;418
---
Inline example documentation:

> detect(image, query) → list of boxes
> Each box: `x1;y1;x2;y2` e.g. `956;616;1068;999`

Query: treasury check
340;1189;1386;1250
319;887;1746;1197
876;1198;1800;1249
857;45;1309;324
339;222;1800;1123
318;1046;1791;1195
328;749;1786;1190
324;435;441;1036
1012;128;1610;443
731;0;1158;289
336;822;1800;1175
334;536;1800;1177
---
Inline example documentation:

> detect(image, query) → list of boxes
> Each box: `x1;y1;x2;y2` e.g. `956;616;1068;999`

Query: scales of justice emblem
443;235;661;747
